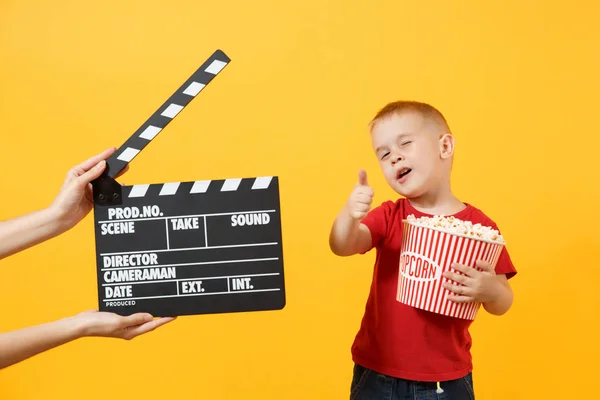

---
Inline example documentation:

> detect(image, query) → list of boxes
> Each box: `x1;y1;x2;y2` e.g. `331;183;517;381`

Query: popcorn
406;214;505;244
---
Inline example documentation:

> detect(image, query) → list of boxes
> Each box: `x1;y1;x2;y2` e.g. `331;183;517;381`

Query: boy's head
369;101;455;199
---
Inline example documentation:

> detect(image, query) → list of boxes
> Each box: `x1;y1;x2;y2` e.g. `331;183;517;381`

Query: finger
120;313;154;328
74;160;107;188
443;270;472;285
71;148;116;176
124;317;177;339
476;260;495;273
442;281;474;297
355;186;374;197
447;294;477;303
354;194;374;204
450;263;477;277
355;201;371;210
357;169;368;186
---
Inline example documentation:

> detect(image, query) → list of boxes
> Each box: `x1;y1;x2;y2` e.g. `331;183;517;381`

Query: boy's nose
391;154;403;164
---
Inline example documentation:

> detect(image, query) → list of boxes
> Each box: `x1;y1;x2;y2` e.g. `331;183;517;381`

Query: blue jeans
350;364;475;400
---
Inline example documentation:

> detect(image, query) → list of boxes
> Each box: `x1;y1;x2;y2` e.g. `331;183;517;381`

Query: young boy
329;101;517;399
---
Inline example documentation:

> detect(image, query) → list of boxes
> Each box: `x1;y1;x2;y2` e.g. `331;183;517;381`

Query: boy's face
371;111;451;198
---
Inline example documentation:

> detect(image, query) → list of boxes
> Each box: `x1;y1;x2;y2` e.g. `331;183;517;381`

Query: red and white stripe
396;223;505;320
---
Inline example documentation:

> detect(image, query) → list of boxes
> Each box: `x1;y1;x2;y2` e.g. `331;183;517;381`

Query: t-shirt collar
404;198;474;220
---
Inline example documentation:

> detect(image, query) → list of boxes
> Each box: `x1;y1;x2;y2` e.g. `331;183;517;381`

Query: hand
442;260;503;303
346;169;374;220
74;310;176;340
48;148;129;231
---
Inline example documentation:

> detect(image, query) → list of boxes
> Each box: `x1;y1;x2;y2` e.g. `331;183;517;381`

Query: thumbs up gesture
347;169;374;220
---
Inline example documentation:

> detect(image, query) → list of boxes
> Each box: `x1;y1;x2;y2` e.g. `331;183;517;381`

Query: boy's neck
406;187;465;216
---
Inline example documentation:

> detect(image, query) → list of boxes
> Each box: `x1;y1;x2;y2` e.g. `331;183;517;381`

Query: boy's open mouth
397;168;412;180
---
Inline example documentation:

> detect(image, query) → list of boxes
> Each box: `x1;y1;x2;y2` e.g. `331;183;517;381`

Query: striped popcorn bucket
396;220;505;320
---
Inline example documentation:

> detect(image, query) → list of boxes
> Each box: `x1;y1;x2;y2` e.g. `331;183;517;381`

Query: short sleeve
489;221;517;279
359;201;392;253
495;247;517;279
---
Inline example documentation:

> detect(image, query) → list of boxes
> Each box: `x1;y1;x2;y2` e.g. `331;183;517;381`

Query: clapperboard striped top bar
105;49;231;179
126;177;275;198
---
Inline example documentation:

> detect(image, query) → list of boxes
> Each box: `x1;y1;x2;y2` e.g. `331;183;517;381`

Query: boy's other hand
442;260;504;303
347;169;374;220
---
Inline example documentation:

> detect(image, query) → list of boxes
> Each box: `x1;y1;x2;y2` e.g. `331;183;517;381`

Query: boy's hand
442;260;503;303
346;169;374;220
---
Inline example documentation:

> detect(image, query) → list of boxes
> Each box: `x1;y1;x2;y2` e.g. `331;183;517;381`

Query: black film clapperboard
91;50;285;317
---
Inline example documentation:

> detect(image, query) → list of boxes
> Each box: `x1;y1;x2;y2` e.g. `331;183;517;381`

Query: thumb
357;169;368;186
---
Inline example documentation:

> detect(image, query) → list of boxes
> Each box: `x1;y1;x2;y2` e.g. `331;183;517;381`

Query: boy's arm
0;310;175;370
482;274;513;315
329;209;372;256
329;170;373;256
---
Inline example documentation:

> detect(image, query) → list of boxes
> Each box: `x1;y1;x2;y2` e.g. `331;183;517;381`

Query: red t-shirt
352;198;517;382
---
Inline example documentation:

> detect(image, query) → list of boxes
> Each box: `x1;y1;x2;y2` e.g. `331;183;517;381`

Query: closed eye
380;152;390;160
401;141;412;146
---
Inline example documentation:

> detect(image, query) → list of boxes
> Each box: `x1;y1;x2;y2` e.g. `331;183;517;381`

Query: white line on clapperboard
164;219;170;249
102;272;280;287
103;288;280;302
99;242;279;257
100;208;277;250
100;256;279;271
97;209;277;224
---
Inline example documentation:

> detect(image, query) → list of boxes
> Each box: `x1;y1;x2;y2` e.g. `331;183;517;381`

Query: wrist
43;205;71;235
59;315;88;341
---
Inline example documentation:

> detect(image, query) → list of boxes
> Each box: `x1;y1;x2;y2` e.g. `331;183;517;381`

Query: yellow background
1;1;599;399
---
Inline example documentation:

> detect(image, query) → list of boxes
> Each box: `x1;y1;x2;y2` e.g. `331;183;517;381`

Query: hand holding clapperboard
91;50;286;317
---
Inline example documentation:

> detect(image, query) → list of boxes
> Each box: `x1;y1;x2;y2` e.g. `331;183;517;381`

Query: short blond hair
368;100;451;134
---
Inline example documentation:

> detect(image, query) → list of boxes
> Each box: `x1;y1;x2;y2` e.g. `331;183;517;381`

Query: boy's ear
439;133;455;159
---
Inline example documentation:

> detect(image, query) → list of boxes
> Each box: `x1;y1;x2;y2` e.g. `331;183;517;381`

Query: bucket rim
401;219;506;246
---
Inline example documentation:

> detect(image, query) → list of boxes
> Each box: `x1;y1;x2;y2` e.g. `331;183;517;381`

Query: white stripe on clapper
129;184;150;198
160;182;180;196
117;147;140;162
139;125;162;140
161;104;184;119
183;82;206;96
252;176;272;189
205;60;227;75
190;180;211;193
221;178;241;191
